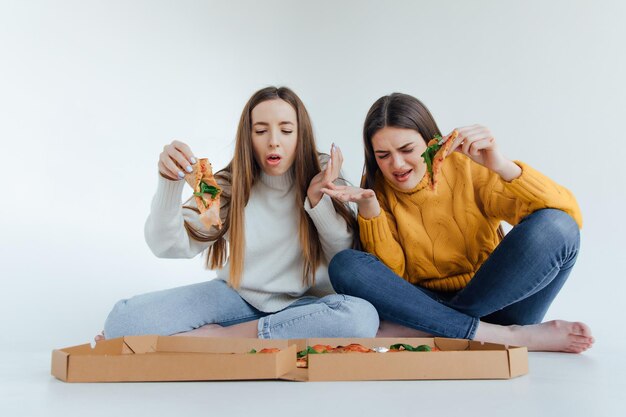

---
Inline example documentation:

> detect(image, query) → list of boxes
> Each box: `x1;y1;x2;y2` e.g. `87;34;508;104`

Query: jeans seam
259;308;336;339
216;311;264;327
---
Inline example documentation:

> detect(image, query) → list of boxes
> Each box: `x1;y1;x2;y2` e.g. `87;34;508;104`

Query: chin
262;165;287;176
386;175;416;190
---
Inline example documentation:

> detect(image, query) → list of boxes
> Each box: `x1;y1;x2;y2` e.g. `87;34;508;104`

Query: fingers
323;143;344;184
166;145;194;175
450;125;494;156
172;140;196;165
466;138;495;156
158;158;182;180
158;140;196;180
322;149;334;182
331;143;343;179
321;187;376;203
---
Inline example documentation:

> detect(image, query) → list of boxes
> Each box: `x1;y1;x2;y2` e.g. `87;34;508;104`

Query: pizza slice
184;158;222;229
421;130;458;191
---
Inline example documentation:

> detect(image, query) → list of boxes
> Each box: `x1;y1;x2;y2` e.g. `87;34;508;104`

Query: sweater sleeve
357;195;406;278
144;174;215;258
479;161;583;228
304;193;353;263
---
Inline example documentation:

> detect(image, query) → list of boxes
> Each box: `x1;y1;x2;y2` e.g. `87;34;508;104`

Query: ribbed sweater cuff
152;173;186;212
304;194;344;234
358;210;392;243
502;161;549;201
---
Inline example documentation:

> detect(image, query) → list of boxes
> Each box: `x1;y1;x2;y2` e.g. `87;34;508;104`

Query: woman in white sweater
101;87;379;339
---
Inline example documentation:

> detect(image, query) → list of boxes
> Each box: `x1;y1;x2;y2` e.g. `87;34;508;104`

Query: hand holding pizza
158;140;197;181
307;143;344;207
447;125;521;181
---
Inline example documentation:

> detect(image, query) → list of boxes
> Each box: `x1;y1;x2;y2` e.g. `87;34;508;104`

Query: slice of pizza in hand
184;158;222;229
420;130;458;191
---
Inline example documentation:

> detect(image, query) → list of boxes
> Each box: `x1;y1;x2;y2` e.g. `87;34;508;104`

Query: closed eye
402;148;414;154
376;153;390;159
281;130;293;134
255;130;267;134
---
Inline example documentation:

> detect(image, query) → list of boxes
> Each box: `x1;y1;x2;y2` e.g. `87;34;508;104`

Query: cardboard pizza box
51;335;296;382
51;336;527;382
281;337;528;381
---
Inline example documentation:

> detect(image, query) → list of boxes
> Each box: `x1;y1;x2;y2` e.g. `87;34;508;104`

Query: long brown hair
184;86;359;288
361;93;441;190
361;92;505;240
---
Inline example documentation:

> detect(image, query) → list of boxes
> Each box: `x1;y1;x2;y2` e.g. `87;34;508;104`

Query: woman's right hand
321;184;381;219
158;140;197;181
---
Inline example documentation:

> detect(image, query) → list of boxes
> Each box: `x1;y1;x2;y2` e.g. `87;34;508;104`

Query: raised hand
158;140;197;181
307;143;343;207
321;184;381;219
447;125;521;181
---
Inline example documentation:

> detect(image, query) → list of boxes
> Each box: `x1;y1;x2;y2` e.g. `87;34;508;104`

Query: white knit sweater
144;169;353;312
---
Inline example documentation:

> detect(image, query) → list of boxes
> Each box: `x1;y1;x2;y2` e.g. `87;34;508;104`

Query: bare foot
476;320;594;353
94;331;105;343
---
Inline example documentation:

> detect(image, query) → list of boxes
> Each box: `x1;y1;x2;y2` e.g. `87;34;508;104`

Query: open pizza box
283;337;528;381
51;335;296;382
51;336;527;383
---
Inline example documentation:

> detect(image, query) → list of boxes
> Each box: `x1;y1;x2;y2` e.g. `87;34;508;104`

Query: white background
1;0;624;357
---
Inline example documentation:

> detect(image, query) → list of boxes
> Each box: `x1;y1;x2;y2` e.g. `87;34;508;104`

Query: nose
391;153;403;169
269;129;280;148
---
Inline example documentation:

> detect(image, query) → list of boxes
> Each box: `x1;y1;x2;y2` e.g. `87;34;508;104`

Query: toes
567;342;592;353
573;322;593;338
570;334;593;344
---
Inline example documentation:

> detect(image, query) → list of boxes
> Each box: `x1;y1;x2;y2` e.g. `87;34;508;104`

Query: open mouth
267;154;282;166
393;169;413;182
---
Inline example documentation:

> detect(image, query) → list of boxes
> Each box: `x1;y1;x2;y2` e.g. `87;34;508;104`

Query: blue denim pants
328;209;580;339
103;279;379;339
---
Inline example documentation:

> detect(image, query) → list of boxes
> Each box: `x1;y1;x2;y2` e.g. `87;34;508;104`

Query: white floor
2;345;624;417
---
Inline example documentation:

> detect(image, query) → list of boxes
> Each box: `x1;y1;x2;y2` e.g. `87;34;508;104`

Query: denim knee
103;298;130;339
339;295;380;337
526;209;580;251
328;249;367;292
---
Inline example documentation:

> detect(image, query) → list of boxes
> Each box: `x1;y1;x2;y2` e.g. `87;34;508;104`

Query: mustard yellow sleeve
358;207;406;278
480;161;583;228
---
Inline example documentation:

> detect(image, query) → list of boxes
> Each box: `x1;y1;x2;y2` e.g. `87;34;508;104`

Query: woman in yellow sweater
325;93;594;353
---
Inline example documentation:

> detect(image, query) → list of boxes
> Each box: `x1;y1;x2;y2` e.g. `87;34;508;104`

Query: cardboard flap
93;338;127;355
280;367;308;382
275;345;298;377
468;340;510;351
59;343;94;355
122;335;159;354
507;347;529;377
51;350;69;381
435;338;470;351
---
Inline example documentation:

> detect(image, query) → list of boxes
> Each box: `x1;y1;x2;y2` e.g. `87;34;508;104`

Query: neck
259;168;294;190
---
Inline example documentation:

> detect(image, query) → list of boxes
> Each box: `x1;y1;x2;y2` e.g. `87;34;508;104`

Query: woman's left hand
307;143;343;207
448;125;521;181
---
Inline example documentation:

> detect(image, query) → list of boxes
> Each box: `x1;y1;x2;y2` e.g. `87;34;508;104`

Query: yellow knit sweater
358;153;583;292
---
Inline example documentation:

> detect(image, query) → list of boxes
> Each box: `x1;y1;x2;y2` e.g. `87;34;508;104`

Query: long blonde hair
184;86;359;288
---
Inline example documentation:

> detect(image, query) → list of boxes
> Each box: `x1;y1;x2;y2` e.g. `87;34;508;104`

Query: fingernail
190;157;197;164
178;171;185;178
186;165;193;173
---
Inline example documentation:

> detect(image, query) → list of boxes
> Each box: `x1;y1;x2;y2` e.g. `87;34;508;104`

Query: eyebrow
253;121;295;126
374;142;414;153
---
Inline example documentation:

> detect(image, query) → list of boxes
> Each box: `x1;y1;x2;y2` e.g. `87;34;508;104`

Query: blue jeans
103;279;379;339
328;209;580;339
